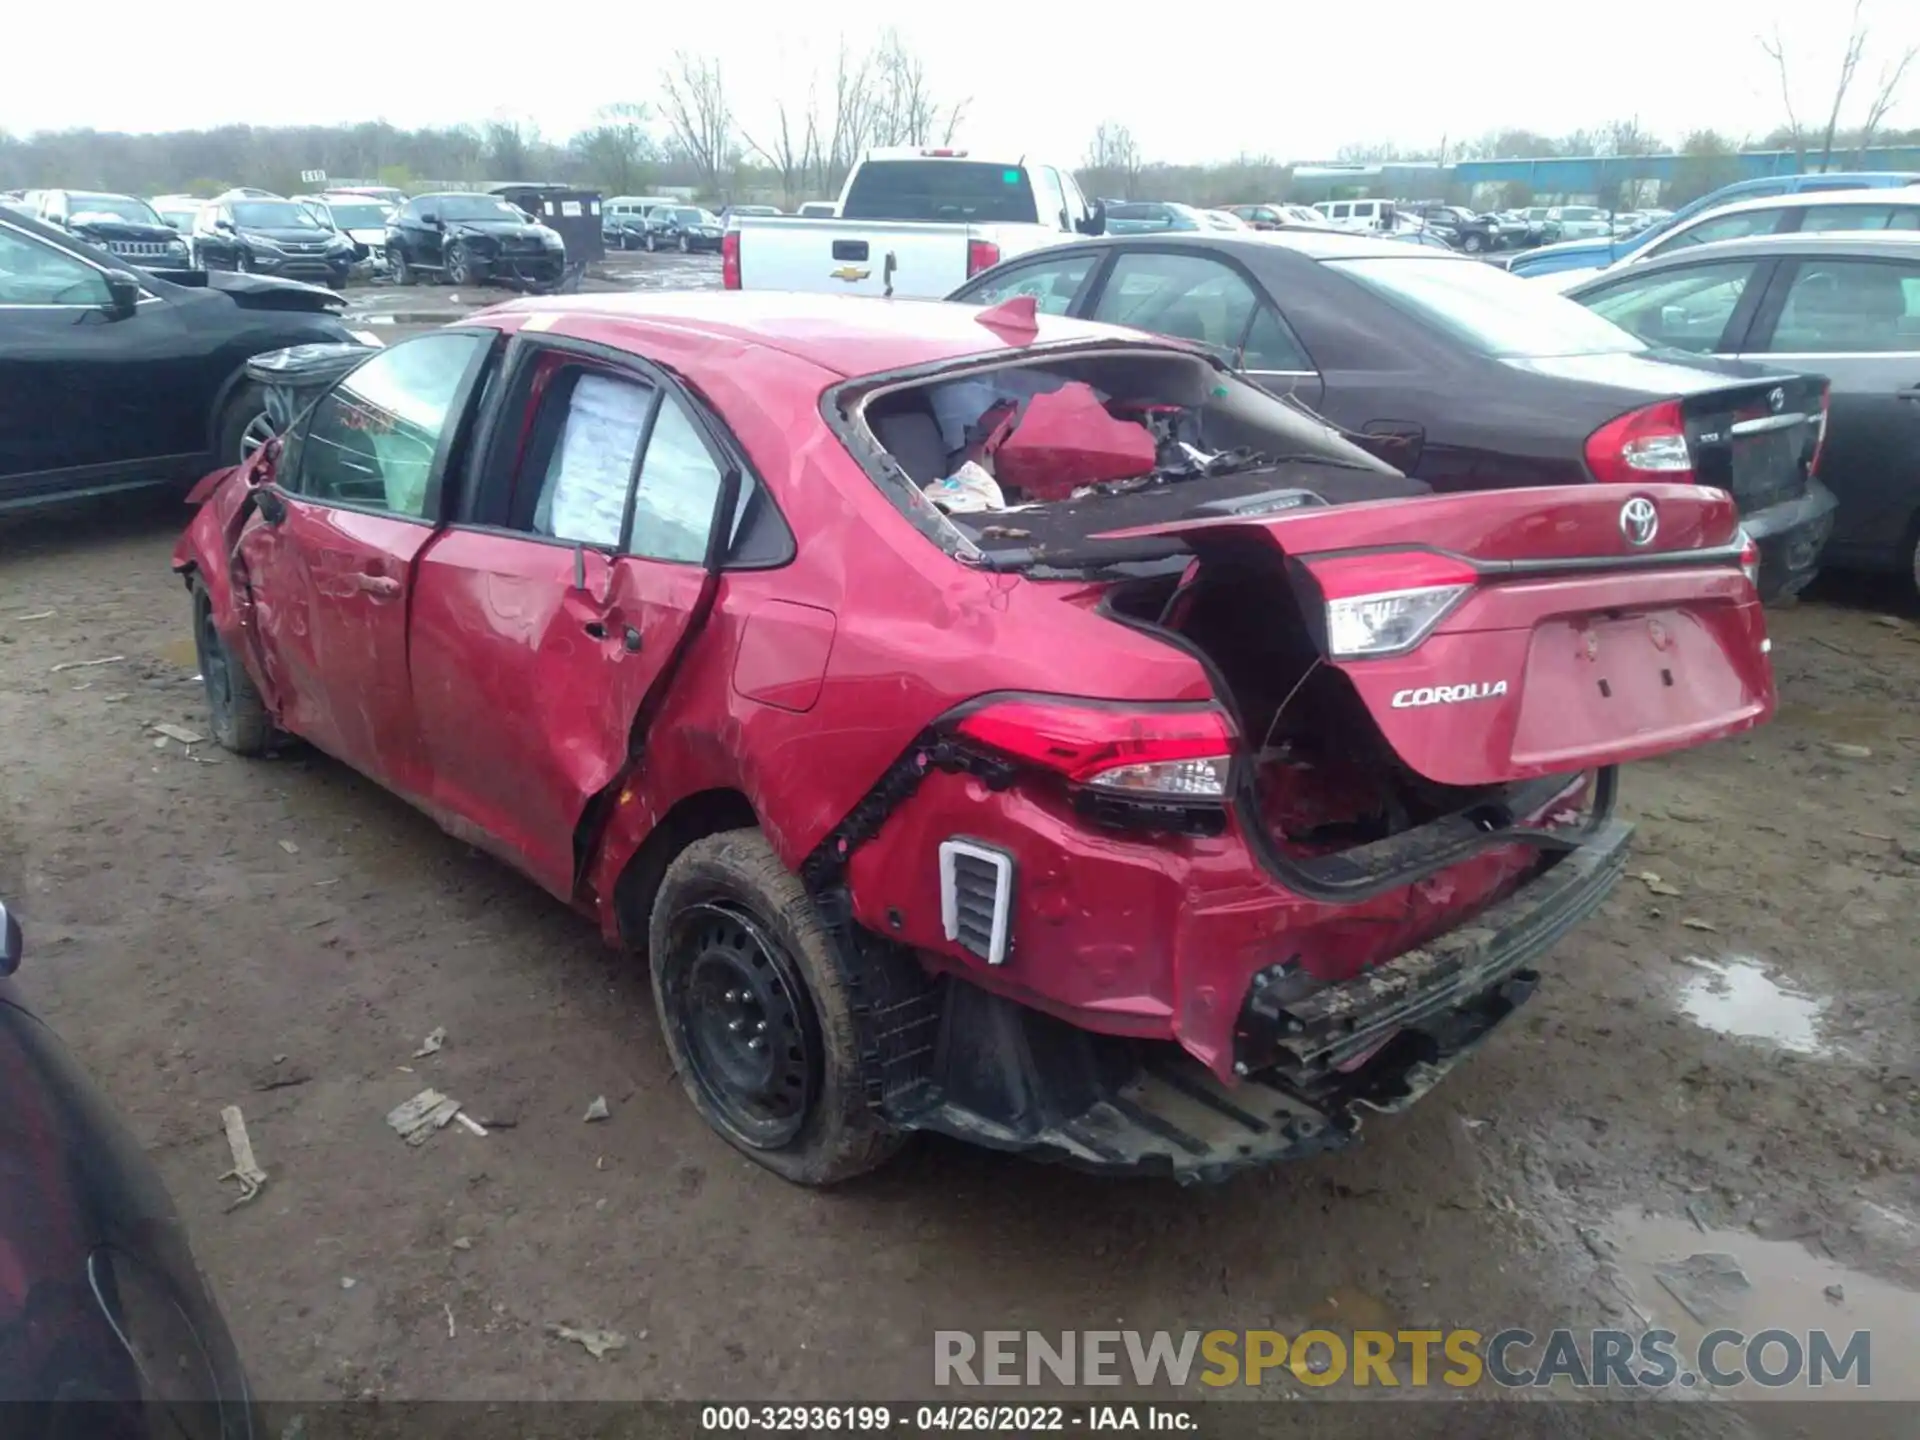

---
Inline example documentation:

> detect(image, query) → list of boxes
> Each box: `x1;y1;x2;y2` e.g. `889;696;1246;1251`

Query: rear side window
1579;260;1758;353
1089;252;1259;362
1651;208;1785;256
530;372;656;548
1796;203;1920;233
840;161;1039;225
958;251;1096;314
1331;256;1644;358
1766;259;1920;354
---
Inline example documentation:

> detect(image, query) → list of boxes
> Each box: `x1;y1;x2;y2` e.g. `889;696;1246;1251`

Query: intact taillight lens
953;698;1235;799
966;238;1001;278
721;230;741;290
1584;398;1693;485
1302;551;1478;659
1737;528;1761;589
1808;382;1831;476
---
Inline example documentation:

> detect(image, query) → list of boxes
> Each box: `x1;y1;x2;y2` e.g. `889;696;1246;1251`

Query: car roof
490;291;1190;380
1677;186;1920;220
1051;229;1453;263
1571;230;1920;286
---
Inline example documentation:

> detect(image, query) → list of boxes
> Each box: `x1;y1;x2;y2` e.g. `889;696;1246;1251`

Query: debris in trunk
413;1026;447;1058
387;1088;463;1146
583;1095;610;1122
218;1104;268;1207
1637;871;1682;897
1680;918;1718;933
152;723;205;745
1653;1252;1751;1324
922;462;1006;514
51;655;125;673
1824;742;1873;760
547;1322;627;1360
977;524;1032;540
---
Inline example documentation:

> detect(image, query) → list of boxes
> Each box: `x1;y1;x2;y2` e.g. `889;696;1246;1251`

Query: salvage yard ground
1;252;1917;1421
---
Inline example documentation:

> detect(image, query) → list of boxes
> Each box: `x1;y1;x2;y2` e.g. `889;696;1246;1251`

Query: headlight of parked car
542;231;564;249
245;235;283;253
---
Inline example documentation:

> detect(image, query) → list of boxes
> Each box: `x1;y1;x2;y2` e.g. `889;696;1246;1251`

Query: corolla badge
1391;681;1509;708
1619;495;1659;548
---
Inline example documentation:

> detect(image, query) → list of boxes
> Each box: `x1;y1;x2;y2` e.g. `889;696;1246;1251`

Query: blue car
1508;171;1920;276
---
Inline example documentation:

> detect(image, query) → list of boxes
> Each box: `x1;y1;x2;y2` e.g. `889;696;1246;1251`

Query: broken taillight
721;230;741;290
1299;551;1478;659
1737;528;1761;590
966;238;1001;278
953;697;1235;799
1808;381;1831;476
1583;398;1694;486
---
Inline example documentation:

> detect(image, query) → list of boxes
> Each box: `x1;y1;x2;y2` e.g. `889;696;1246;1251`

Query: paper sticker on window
562;200;582;217
541;374;650;548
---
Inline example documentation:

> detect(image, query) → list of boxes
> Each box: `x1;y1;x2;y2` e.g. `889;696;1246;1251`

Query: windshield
157;208;197;229
325;202;389;229
233;201;322;228
841;160;1039;225
69;194;160;224
673;208;716;225
434;195;528;221
1330;256;1645;358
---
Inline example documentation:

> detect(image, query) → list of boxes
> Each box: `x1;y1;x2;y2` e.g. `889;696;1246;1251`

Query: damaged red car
173;292;1775;1185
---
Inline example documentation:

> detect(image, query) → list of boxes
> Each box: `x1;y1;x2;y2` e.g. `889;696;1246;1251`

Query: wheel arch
608;787;759;954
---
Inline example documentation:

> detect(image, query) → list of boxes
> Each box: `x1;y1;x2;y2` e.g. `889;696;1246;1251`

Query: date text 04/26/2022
699;1405;1195;1431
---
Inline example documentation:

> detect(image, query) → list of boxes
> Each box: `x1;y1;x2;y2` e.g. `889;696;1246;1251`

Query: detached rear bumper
1743;477;1837;602
881;818;1633;1181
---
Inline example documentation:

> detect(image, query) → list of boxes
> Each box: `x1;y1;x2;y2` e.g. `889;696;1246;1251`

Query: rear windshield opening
842;347;1421;573
840;161;1039;225
1329;255;1646;359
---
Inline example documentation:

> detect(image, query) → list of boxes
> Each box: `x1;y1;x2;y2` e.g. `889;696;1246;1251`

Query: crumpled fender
170;461;280;714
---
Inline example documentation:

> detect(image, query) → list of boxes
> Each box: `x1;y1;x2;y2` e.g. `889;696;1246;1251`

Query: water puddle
1674;955;1829;1056
1606;1208;1920;1399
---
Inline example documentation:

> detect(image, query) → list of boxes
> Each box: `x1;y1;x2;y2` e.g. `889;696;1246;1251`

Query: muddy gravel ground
2;262;1917;1428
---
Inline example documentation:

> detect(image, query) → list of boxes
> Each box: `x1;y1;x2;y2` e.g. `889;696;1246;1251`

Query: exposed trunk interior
1103;550;1508;858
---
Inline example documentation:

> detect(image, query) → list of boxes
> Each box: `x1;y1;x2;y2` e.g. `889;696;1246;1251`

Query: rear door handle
358;574;401;597
1896;385;1920;401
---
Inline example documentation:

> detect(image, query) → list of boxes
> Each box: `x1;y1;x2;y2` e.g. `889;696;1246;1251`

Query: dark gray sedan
1566;233;1920;591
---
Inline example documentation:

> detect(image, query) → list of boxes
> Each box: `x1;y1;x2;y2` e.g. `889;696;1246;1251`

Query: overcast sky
6;1;1914;162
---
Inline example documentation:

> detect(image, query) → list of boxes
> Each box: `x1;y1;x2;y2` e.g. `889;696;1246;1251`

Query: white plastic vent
938;839;1014;966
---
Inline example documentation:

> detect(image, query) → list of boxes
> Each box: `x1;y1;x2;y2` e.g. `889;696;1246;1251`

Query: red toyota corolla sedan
173;292;1774;1185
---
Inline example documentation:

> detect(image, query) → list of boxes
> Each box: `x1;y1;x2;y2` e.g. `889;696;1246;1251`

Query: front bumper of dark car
469;248;567;285
878;813;1632;1182
1742;476;1839;601
248;247;353;283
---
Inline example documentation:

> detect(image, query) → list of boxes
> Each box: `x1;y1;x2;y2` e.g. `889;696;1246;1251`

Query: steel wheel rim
665;901;818;1149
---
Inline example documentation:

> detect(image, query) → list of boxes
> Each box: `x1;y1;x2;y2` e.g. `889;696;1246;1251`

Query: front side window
631;397;726;563
1241;305;1313;371
958;252;1096;315
1579;260;1758;353
1767;259;1920;354
1090;252;1259;361
529;371;656;547
295;333;486;517
0;225;110;305
1032;166;1069;230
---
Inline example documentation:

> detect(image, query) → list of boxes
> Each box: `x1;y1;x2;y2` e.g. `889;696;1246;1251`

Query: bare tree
1857;41;1918;159
1083;121;1144;200
869;30;969;148
660;52;733;196
573;104;655;196
741;96;816;208
817;39;877;197
484;120;534;180
1817;0;1870;169
1759;25;1807;166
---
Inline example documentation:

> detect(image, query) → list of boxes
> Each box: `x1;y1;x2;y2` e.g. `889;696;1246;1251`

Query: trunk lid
1095;482;1773;788
732;216;979;298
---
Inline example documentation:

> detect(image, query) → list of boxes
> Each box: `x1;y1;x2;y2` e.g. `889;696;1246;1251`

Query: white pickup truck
723;148;1104;298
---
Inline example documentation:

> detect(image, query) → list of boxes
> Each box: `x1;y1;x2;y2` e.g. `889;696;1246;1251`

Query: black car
32;190;193;272
386;192;567;286
191;197;355;287
642;204;725;253
1408;203;1506;254
0;898;255;1431
951;230;1836;598
0;209;367;513
1567;232;1920;591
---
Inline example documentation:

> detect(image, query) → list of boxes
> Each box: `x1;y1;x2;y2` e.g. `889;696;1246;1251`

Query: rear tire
649;829;905;1186
215;382;274;467
192;580;272;757
1463;232;1485;253
390;246;414;285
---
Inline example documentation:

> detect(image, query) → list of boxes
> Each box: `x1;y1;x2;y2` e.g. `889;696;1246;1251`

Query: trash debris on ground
51;655;125;673
1637;871;1682;897
413;1026;447;1058
547;1322;628;1360
14;611;55;622
445;1302;457;1338
1825;1283;1846;1302
1824;742;1873;760
1871;616;1906;630
1681;918;1718;932
387;1089;463;1146
218;1104;268;1207
249;1057;312;1092
452;1236;474;1251
278;839;300;854
341;1277;356;1290
1653;1252;1751;1324
583;1095;610;1122
152;723;205;745
454;1112;488;1137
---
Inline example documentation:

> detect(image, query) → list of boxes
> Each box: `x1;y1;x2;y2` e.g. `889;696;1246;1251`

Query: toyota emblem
1768;386;1786;413
1620;496;1659;548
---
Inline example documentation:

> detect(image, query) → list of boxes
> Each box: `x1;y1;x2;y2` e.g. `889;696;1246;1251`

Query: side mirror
421;213;443;228
1078;201;1106;237
0;898;21;977
102;272;141;320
